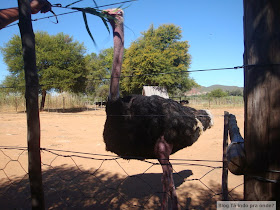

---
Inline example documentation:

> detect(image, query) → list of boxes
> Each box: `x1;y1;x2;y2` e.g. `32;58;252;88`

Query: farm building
142;86;169;99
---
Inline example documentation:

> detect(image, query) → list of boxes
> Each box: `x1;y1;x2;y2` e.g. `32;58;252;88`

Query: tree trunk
40;90;46;111
243;0;280;205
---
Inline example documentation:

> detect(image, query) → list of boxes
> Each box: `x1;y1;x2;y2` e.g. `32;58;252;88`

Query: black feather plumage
103;95;213;159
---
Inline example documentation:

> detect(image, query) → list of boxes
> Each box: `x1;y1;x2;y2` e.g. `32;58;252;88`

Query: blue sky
0;0;244;87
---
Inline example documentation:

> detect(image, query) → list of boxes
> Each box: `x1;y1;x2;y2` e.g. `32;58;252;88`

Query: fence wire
0;94;244;113
0;146;243;209
2;0;138;29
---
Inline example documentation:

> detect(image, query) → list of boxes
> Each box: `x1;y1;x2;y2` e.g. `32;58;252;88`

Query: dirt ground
0;106;244;209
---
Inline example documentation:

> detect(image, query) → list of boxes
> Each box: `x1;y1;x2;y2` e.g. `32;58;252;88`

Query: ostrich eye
116;10;123;15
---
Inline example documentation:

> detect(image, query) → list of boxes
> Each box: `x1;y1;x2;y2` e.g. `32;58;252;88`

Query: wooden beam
243;0;280;204
17;0;45;209
227;114;245;175
222;111;229;201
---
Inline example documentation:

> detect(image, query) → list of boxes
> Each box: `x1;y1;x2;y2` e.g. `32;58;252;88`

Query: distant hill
200;85;244;92
186;85;243;96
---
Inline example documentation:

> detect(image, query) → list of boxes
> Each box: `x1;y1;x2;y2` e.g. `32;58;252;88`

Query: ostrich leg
155;136;179;210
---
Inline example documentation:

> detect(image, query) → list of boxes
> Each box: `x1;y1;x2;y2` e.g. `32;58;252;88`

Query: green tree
208;89;228;98
85;48;114;100
227;89;243;96
121;24;197;95
1;31;87;110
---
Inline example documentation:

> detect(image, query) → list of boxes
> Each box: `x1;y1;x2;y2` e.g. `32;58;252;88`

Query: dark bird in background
102;8;213;209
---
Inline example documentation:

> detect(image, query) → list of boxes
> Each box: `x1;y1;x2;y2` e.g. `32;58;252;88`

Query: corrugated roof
142;86;169;99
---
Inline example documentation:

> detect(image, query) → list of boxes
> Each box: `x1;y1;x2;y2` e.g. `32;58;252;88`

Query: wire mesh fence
0;93;105;113
0;93;244;113
0;145;243;209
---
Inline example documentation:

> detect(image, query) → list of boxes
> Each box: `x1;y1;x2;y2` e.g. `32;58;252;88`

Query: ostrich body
103;9;213;209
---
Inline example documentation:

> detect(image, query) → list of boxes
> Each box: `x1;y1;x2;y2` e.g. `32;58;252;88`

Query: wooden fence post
17;0;45;209
243;0;280;205
227;114;245;175
222;111;229;201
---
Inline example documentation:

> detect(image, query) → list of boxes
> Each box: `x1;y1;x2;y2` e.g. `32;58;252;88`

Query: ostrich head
103;8;124;24
103;8;124;101
196;109;214;131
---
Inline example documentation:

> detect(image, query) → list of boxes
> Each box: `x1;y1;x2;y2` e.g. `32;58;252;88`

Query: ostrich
102;8;213;209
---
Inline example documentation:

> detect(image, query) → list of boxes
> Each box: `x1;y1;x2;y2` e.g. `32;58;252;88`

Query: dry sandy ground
0;107;244;209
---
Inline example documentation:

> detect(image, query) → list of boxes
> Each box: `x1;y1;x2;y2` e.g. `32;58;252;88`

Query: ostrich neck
109;21;124;101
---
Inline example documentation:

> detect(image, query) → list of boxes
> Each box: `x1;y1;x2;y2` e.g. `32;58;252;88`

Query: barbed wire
0;146;243;209
0;65;243;89
1;63;279;90
3;63;280;89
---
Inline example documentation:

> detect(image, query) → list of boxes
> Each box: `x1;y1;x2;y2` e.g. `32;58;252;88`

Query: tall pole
243;0;280;205
222;111;229;201
17;0;45;209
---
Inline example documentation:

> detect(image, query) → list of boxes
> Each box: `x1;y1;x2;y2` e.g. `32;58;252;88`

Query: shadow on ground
41;107;92;113
17;107;105;114
0;165;242;209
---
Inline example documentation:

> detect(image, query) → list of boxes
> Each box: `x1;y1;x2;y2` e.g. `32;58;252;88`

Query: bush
208;89;228;98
